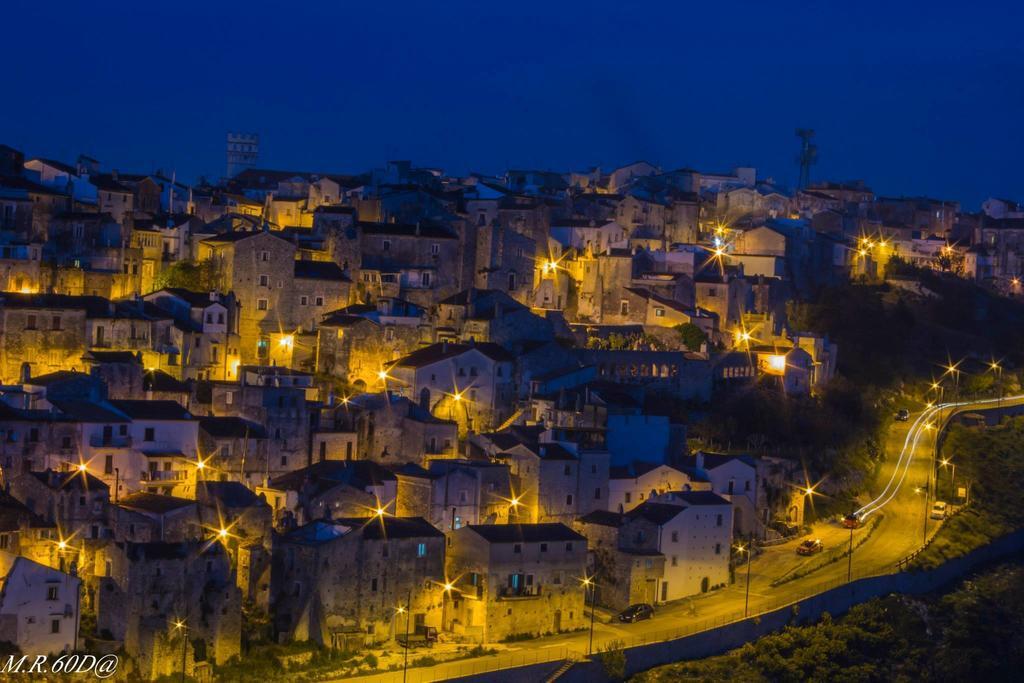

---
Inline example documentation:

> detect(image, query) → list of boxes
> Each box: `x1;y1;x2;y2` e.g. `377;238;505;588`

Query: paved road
340;394;1024;683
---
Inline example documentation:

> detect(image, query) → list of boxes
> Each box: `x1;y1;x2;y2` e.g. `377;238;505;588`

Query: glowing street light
172;618;188;682
279;334;294;349
735;542;753;617
580;575;597;654
217;527;229;540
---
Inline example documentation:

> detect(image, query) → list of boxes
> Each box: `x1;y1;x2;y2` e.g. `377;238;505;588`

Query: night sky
5;0;1022;206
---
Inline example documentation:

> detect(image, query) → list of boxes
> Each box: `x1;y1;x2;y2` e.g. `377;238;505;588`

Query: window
565;494;573;506
47;585;59;601
417;542;426;557
257;299;269;311
594;487;601;500
104;455;113;475
300;296;308;306
371;578;378;592
619;300;629;315
260;250;270;262
431;243;440;255
563;465;571;476
624;492;632;504
26;314;37;330
513;543;522;554
52;315;62;330
745;480;752;492
540;543;548;552
422;272;431;287
259;274;269;287
716;514;723;527
715;543;722;555
565;542;574;551
671;555;678;567
507;272;517;290
382;239;391;251
144;427;155;442
655;307;664;317
315;296;324;306
51;619;60;634
671;530;679;542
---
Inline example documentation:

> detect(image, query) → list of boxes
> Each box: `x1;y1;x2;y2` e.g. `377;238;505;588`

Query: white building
681;452;759;536
0;551;81;655
386;341;515;433
619;492;732;601
607;461;711;514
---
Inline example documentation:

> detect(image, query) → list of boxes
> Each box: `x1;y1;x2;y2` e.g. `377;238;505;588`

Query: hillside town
0;139;1020;678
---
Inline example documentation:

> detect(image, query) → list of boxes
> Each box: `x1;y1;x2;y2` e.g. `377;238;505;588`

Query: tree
674;323;707;352
152;258;220;293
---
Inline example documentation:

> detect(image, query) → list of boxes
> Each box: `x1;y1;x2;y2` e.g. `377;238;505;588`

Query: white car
930;501;948;520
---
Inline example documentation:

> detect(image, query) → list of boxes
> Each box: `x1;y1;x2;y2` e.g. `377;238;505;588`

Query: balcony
141;470;187;482
89;435;132;448
497;585;542;600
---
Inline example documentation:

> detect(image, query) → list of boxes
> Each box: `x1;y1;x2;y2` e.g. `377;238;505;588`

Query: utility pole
739;540;753;618
402;590;412;683
586;579;596;656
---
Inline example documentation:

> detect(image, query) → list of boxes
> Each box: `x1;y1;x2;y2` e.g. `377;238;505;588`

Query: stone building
93;540;241;677
257;460;398;529
272;516;445;648
197;230;296;363
385;341;515;434
445;523;587;642
344;392;457;464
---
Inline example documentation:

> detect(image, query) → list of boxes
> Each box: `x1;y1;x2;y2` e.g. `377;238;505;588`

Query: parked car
617;603;655;623
842;514;861;529
895;409;910;422
796;539;824;555
930;501;948;520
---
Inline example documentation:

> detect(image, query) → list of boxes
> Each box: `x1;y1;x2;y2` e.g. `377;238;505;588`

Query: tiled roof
465;523;584;544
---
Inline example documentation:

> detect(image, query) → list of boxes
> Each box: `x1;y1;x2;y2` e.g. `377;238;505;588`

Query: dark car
796;539;824;555
842;513;861;529
617;603;655;623
895;409;910;422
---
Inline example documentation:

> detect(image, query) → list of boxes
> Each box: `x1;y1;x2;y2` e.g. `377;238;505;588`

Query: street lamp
581;575;597;655
735;542;752;618
915;486;929;544
399;590;412;683
940;458;956;501
172;619;187;683
989;360;1003;408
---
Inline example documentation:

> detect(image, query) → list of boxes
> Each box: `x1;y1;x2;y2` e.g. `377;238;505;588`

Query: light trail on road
855;394;1024;520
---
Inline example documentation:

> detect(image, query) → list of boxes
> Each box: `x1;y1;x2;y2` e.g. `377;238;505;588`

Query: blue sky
4;0;1022;206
